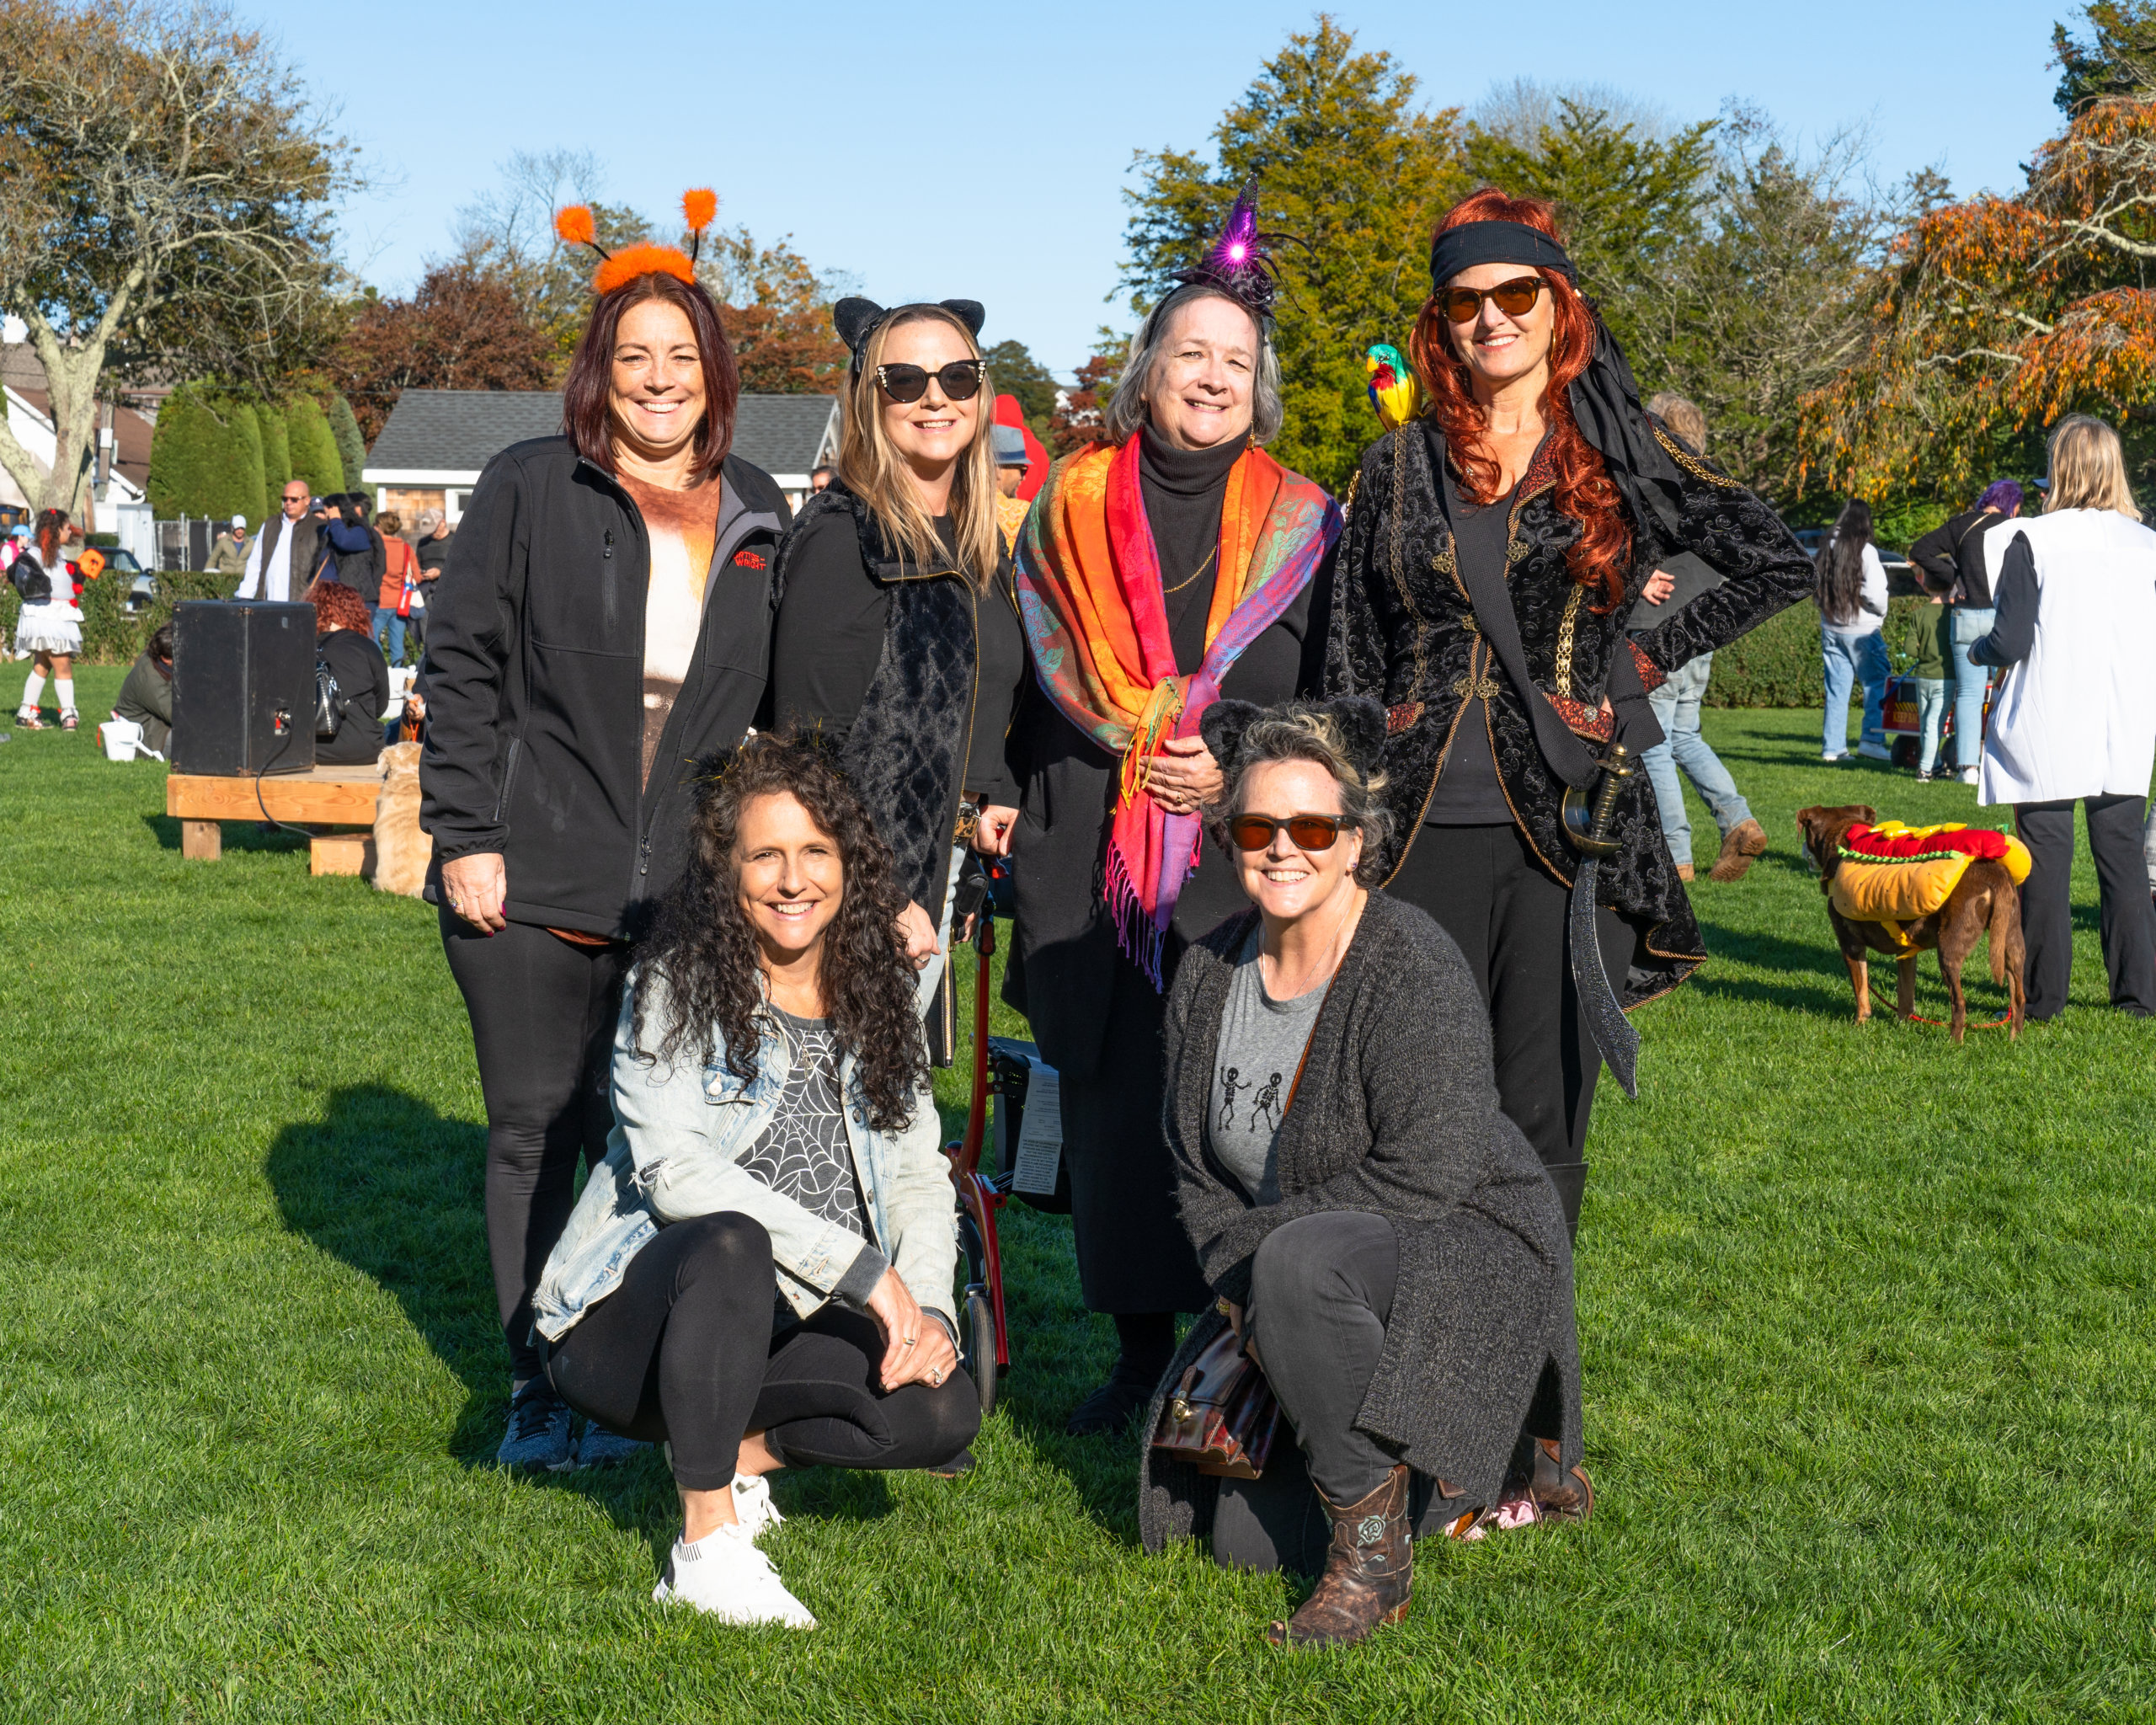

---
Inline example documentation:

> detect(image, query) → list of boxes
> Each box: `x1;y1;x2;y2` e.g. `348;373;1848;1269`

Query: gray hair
1203;705;1394;888
1103;285;1284;446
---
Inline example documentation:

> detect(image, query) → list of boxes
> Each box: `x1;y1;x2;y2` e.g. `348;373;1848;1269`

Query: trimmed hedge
1704;595;1929;708
259;403;292;526
147;386;264;522
1;569;236;665
286;397;342;498
327;393;366;494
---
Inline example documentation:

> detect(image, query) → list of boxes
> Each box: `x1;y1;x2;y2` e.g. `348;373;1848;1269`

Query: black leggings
545;1212;981;1490
2014;795;2156;1020
440;913;629;1382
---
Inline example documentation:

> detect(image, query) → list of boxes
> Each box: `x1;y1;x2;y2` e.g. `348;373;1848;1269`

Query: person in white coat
1972;414;2156;1021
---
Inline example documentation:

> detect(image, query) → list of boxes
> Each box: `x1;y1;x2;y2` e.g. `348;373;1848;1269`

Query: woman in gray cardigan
1139;697;1588;1648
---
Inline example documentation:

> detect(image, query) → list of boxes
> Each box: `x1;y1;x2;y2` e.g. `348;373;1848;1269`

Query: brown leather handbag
1150;1319;1283;1480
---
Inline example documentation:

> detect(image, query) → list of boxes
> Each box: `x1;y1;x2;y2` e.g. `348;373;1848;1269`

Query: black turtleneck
1138;425;1244;675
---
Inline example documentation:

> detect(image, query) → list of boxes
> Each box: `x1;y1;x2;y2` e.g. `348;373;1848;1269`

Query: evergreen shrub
327;394;367;494
258;404;292;525
1702;595;1929;708
286;397;343;498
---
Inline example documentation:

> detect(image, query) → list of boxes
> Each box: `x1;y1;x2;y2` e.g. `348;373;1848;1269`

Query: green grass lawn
3;670;2151;1722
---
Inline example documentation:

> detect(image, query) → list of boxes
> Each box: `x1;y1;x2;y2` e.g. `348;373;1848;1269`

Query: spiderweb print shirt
737;1008;872;1244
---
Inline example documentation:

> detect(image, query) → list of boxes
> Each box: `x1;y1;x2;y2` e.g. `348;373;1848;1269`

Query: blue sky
262;0;2066;376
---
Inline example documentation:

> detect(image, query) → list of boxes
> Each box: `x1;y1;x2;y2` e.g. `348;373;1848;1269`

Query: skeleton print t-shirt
736;1008;871;1242
1207;926;1326;1206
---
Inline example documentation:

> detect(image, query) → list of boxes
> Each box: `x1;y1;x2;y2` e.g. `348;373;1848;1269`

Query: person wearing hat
767;295;1029;1012
1006;184;1342;1434
1326;188;1814;1238
206;514;250;576
421;190;792;1481
991;424;1031;550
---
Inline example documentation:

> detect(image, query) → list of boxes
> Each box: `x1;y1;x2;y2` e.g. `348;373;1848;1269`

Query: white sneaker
1960;766;1980;786
1855;740;1892;761
652;1522;816;1628
731;1472;785;1543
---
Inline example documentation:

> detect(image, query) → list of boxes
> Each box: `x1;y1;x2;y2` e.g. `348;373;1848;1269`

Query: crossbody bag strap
1434;442;1601;791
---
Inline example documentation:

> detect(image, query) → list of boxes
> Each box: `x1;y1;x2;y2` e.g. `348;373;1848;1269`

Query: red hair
35;508;67;565
561;269;740;487
305;577;374;637
1408;190;1630;611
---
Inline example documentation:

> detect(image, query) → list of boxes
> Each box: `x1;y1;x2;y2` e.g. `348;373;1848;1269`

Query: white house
362;388;841;521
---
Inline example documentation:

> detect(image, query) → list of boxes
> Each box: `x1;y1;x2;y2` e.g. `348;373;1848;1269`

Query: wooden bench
165;765;382;875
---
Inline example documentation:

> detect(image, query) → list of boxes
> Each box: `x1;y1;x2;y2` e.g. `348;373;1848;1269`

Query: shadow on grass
141;810;312;854
264;1083;501;1462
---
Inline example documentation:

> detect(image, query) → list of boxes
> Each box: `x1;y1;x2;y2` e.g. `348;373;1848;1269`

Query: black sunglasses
874;360;985;403
1228;813;1357;852
1437;275;1546;323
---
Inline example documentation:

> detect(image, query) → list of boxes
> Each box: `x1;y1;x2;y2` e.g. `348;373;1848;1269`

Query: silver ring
929;1367;943;1384
901;1332;918;1347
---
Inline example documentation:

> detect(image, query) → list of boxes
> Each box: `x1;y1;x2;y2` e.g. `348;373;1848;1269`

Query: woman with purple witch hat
1006;185;1342;1434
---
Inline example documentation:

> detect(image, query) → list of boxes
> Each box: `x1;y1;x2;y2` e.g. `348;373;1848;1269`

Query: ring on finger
901;1332;918;1347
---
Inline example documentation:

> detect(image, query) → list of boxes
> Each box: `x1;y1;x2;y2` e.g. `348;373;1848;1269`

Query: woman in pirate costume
1007;186;1342;1434
1327;189;1813;1231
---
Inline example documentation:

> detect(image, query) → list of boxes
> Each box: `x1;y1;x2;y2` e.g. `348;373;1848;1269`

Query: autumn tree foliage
698;228;846;395
329;264;558;441
1805;19;2156;497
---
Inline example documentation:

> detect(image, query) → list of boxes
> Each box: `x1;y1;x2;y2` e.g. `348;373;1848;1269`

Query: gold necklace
1161;544;1219;596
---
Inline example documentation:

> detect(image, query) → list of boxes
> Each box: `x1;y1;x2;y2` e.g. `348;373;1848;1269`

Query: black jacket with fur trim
1326;419;1813;1005
419;435;789;938
768;483;1027;921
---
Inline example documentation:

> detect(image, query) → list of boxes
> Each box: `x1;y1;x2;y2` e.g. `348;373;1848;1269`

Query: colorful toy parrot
1365;344;1423;430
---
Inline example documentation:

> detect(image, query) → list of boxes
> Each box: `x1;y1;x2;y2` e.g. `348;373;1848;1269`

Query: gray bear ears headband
834;297;987;366
1199;697;1389;787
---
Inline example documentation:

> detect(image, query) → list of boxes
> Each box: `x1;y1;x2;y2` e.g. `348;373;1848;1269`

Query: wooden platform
166;765;381;873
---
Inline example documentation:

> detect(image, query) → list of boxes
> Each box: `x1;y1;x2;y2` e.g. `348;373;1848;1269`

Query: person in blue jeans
1913;480;2022;787
1627;395;1769;882
1816;499;1891;761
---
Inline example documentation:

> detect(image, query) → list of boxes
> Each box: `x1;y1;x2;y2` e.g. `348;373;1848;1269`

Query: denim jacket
532;968;958;1342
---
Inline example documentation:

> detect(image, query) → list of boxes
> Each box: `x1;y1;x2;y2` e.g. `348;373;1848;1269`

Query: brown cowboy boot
1529;1435;1594;1521
1265;1463;1412;1648
1709;817;1769;883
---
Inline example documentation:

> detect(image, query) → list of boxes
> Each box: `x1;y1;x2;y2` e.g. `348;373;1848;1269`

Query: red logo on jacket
733;548;767;570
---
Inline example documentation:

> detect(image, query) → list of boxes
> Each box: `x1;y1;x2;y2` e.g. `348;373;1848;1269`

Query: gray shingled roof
364;388;837;477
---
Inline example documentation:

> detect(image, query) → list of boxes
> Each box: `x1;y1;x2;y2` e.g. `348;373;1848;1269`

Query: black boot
1065;1311;1175;1436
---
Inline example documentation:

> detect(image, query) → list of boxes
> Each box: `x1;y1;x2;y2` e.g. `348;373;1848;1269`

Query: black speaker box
170;600;316;776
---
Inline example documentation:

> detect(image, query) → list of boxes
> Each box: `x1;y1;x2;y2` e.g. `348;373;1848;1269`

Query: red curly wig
305;577;375;638
1408;189;1630;611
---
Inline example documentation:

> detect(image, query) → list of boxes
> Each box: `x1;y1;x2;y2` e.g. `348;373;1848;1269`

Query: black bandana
1429;217;1688;544
1428;219;1577;288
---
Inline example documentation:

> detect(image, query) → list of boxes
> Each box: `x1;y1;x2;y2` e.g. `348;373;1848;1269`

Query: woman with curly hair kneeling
533;734;977;1627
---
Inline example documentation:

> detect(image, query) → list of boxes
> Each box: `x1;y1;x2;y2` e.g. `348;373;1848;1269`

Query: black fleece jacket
419;436;790;938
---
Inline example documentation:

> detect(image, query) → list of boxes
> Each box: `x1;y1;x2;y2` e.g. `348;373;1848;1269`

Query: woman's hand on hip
897;900;940;968
866;1268;960;1392
1143;735;1222;815
971;803;1018;857
441;852;508;933
1641;568;1676;606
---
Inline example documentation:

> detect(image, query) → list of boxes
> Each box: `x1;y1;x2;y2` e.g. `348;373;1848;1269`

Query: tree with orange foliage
1804;44;2156;497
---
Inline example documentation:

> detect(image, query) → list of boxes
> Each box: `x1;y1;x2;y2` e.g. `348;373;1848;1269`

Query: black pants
545;1213;980;1489
1390;824;1618;1171
2014;795;2156;1020
1058;948;1214;1316
1218;1212;1483;1576
441;913;630;1382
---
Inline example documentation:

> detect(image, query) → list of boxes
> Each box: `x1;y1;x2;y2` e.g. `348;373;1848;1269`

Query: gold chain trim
1653;425;1742;489
1554;584;1585;698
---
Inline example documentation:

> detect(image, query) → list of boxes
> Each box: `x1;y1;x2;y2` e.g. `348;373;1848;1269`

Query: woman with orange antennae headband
420;188;795;1477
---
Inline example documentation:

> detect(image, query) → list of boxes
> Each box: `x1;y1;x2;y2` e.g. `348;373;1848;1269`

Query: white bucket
99;718;144;761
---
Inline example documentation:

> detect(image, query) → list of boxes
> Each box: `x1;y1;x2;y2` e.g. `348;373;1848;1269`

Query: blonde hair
838;307;1001;588
1646;391;1707;456
2044;414;2142;521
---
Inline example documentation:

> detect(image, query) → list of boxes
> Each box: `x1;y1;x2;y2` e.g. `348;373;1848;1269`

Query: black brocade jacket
1326;420;1815;1005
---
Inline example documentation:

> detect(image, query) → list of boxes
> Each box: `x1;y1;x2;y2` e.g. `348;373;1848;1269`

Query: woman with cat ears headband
766;293;1030;1018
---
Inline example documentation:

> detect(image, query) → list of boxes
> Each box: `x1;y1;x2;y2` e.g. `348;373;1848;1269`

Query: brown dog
1794;804;2026;1043
371;740;432;899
